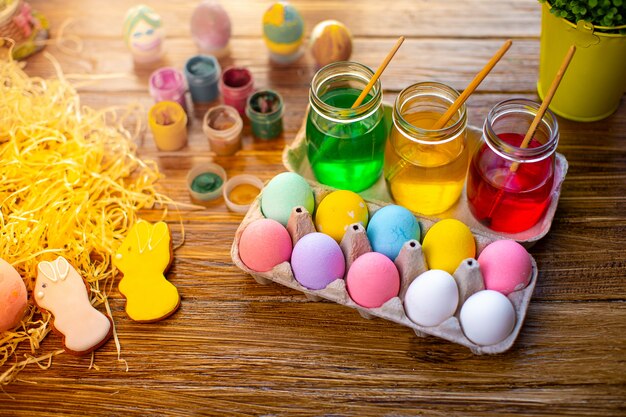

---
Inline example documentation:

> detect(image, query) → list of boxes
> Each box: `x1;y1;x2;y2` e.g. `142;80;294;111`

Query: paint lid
186;163;227;202
223;175;265;213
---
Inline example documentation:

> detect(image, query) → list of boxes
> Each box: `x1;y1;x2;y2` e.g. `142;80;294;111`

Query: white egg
404;270;459;327
460;290;516;346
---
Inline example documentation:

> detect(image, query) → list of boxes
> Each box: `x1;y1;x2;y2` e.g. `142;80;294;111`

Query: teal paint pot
184;55;221;105
245;89;284;140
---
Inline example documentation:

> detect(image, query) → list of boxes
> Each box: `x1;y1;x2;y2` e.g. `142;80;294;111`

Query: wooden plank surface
2;0;626;415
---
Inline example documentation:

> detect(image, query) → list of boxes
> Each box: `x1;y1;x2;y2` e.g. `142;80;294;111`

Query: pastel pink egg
239;218;292;272
346;252;400;308
478;240;532;295
0;258;28;332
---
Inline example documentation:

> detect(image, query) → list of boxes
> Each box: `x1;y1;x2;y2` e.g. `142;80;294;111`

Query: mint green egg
261;172;315;226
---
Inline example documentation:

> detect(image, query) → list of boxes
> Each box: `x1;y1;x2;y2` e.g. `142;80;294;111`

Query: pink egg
0;258;28;332
239;219;292;272
346;252;400;308
478;240;532;295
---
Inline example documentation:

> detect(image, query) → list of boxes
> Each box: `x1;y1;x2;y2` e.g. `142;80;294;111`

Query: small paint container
203;105;243;156
245;89;284;140
149;67;187;112
219;67;254;115
223;175;265;213
148;101;188;151
184;55;221;105
186;163;227;202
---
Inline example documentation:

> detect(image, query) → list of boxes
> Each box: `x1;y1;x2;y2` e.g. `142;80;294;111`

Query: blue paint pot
184;55;221;105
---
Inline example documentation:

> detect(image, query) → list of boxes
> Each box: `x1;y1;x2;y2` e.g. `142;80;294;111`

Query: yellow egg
422;219;476;274
314;190;368;242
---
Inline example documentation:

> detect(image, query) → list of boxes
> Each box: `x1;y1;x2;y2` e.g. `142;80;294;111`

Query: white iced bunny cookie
34;256;112;355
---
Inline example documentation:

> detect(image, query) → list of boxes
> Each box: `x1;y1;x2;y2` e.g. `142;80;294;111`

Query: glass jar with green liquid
384;82;469;215
306;62;387;192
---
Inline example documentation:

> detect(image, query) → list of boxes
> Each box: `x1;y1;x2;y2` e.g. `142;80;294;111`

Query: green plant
541;0;626;33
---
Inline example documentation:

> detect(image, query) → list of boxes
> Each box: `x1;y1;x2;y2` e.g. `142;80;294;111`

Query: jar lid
186;163;227;202
223;174;265;213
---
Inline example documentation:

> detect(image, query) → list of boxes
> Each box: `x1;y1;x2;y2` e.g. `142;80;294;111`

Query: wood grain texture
2;0;626;415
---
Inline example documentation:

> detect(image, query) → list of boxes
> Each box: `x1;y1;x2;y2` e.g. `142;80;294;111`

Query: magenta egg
478;240;532;295
346;252;400;308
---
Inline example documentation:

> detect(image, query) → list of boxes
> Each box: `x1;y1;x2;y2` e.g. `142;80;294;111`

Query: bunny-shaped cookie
113;220;180;322
34;256;112;355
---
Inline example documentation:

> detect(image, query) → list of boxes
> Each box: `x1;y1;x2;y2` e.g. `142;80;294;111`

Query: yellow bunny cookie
34;256;112;355
113;220;180;322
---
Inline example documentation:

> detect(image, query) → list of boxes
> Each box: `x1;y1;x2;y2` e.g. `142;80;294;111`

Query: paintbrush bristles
351;36;405;109
432;39;513;130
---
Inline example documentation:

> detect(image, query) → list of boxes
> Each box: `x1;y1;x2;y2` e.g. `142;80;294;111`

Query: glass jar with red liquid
466;99;559;233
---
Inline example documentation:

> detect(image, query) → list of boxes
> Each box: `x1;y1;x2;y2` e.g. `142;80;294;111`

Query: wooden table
3;0;625;415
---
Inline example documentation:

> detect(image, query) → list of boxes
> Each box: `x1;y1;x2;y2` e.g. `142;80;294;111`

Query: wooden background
3;0;626;415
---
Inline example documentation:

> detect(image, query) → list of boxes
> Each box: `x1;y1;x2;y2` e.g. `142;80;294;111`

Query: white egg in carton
232;183;537;355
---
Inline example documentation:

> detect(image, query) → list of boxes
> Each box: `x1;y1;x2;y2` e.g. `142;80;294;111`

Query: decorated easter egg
460;290;516;346
404;269;459;327
478;240;532;295
314;190;368;242
422;219;476;274
367;205;420;260
123;5;164;63
261;172;315;226
291;232;345;290
0;258;28;332
310;20;353;67
346;252;400;308
190;0;231;55
238;218;292;272
262;2;304;57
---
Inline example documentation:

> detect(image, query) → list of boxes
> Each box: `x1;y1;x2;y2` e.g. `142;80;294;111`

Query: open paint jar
148;101;188;151
186;163;227;202
202;105;243;156
384;82;468;215
245;90;284;140
184;55;221;105
223;175;265;213
306;61;387;192
219;67;254;115
466;99;559;233
149;67;187;112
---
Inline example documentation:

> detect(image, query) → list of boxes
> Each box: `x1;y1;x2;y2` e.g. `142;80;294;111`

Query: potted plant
538;0;626;121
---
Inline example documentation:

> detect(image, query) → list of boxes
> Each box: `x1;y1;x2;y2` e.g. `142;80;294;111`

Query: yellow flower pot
538;2;626;122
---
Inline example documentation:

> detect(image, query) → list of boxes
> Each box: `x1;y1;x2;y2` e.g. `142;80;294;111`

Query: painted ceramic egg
310;20;352;67
190;0;232;55
123;4;164;63
422;219;476;274
262;2;304;59
314;190;368;243
0;258;28;332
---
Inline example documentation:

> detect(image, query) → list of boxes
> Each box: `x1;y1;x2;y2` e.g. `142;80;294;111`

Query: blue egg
366;205;420;260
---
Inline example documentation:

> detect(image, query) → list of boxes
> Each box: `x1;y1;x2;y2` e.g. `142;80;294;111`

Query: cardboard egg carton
231;183;538;354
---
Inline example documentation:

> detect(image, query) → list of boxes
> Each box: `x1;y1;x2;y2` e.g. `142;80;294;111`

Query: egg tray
282;106;569;246
231;182;538;355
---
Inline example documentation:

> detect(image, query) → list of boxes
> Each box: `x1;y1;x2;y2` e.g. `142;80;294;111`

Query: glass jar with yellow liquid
384;82;468;215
